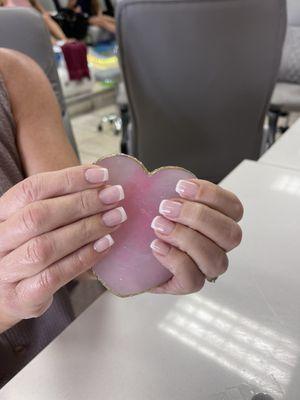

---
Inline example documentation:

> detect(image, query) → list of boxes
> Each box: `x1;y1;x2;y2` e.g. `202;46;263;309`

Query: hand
150;179;243;294
0;165;127;332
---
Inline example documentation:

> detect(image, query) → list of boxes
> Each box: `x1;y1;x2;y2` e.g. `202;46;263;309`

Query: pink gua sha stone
92;154;196;297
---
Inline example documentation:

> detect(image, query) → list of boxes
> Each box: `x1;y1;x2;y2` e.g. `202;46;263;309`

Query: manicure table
260;117;300;171
1;160;300;400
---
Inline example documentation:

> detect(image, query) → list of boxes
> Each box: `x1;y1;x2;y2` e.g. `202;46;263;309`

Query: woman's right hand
0;165;126;333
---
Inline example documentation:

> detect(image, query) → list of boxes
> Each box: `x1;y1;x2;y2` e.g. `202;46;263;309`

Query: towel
61;41;90;81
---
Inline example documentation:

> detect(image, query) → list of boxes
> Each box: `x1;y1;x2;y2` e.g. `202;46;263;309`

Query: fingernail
85;167;108;184
150;239;171;256
99;185;124;204
159;200;182;218
176;180;198;199
151;216;175;235
94;234;114;252
102;207;127;227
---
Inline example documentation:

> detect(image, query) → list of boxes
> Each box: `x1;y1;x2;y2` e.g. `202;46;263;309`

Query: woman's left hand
150;179;243;294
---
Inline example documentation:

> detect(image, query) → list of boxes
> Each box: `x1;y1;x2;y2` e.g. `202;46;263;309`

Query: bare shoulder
0;48;45;83
0;48;56;121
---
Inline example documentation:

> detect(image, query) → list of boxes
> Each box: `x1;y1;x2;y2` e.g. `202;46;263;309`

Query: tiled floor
71;105;121;164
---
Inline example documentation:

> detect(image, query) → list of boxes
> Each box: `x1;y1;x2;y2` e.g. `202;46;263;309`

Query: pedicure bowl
92;154;195;297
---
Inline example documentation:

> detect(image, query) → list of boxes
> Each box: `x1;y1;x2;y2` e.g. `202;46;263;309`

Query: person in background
0;48;243;387
1;0;70;44
67;0;116;33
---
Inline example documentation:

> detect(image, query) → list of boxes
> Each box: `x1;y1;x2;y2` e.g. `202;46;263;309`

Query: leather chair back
118;0;286;181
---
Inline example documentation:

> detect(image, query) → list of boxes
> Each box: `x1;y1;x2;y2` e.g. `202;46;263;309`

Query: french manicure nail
151;216;175;235
102;207;127;227
176;180;198;199
99;185;124;204
150;239;171;256
94;234;114;252
85;167;108;184
159;200;182;218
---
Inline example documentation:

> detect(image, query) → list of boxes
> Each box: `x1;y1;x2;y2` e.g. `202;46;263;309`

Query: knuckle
26;236;53;265
72;250;87;272
196;181;207;199
19;176;40;203
36;269;57;293
16;281;54;318
196;180;215;200
21;204;46;233
78;190;91;213
64;169;74;191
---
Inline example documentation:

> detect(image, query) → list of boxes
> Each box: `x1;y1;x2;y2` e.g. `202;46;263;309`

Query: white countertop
1;160;300;400
260;118;300;171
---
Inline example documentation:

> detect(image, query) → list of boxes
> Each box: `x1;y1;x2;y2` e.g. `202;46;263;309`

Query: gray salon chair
268;0;300;139
0;7;78;158
118;0;286;182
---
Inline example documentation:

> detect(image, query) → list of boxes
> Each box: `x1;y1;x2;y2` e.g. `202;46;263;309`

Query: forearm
0;49;79;176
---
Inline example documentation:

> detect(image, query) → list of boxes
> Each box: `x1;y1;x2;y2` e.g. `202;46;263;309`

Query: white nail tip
106;234;114;247
175;180;185;194
151;216;160;230
150;239;160;250
101;168;109;181
94;234;114;252
116;185;125;201
159;200;168;215
117;207;128;223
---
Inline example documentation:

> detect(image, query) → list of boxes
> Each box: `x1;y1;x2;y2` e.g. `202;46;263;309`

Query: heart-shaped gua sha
93;154;196;297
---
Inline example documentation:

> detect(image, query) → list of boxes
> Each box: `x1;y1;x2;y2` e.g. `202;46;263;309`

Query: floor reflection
158;294;299;397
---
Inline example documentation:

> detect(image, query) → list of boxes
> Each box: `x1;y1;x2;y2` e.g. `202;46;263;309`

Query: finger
159;199;242;252
0;207;127;282
175;179;244;222
151;216;229;279
15;235;114;307
149;239;205;294
0;164;109;221
0;185;124;252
